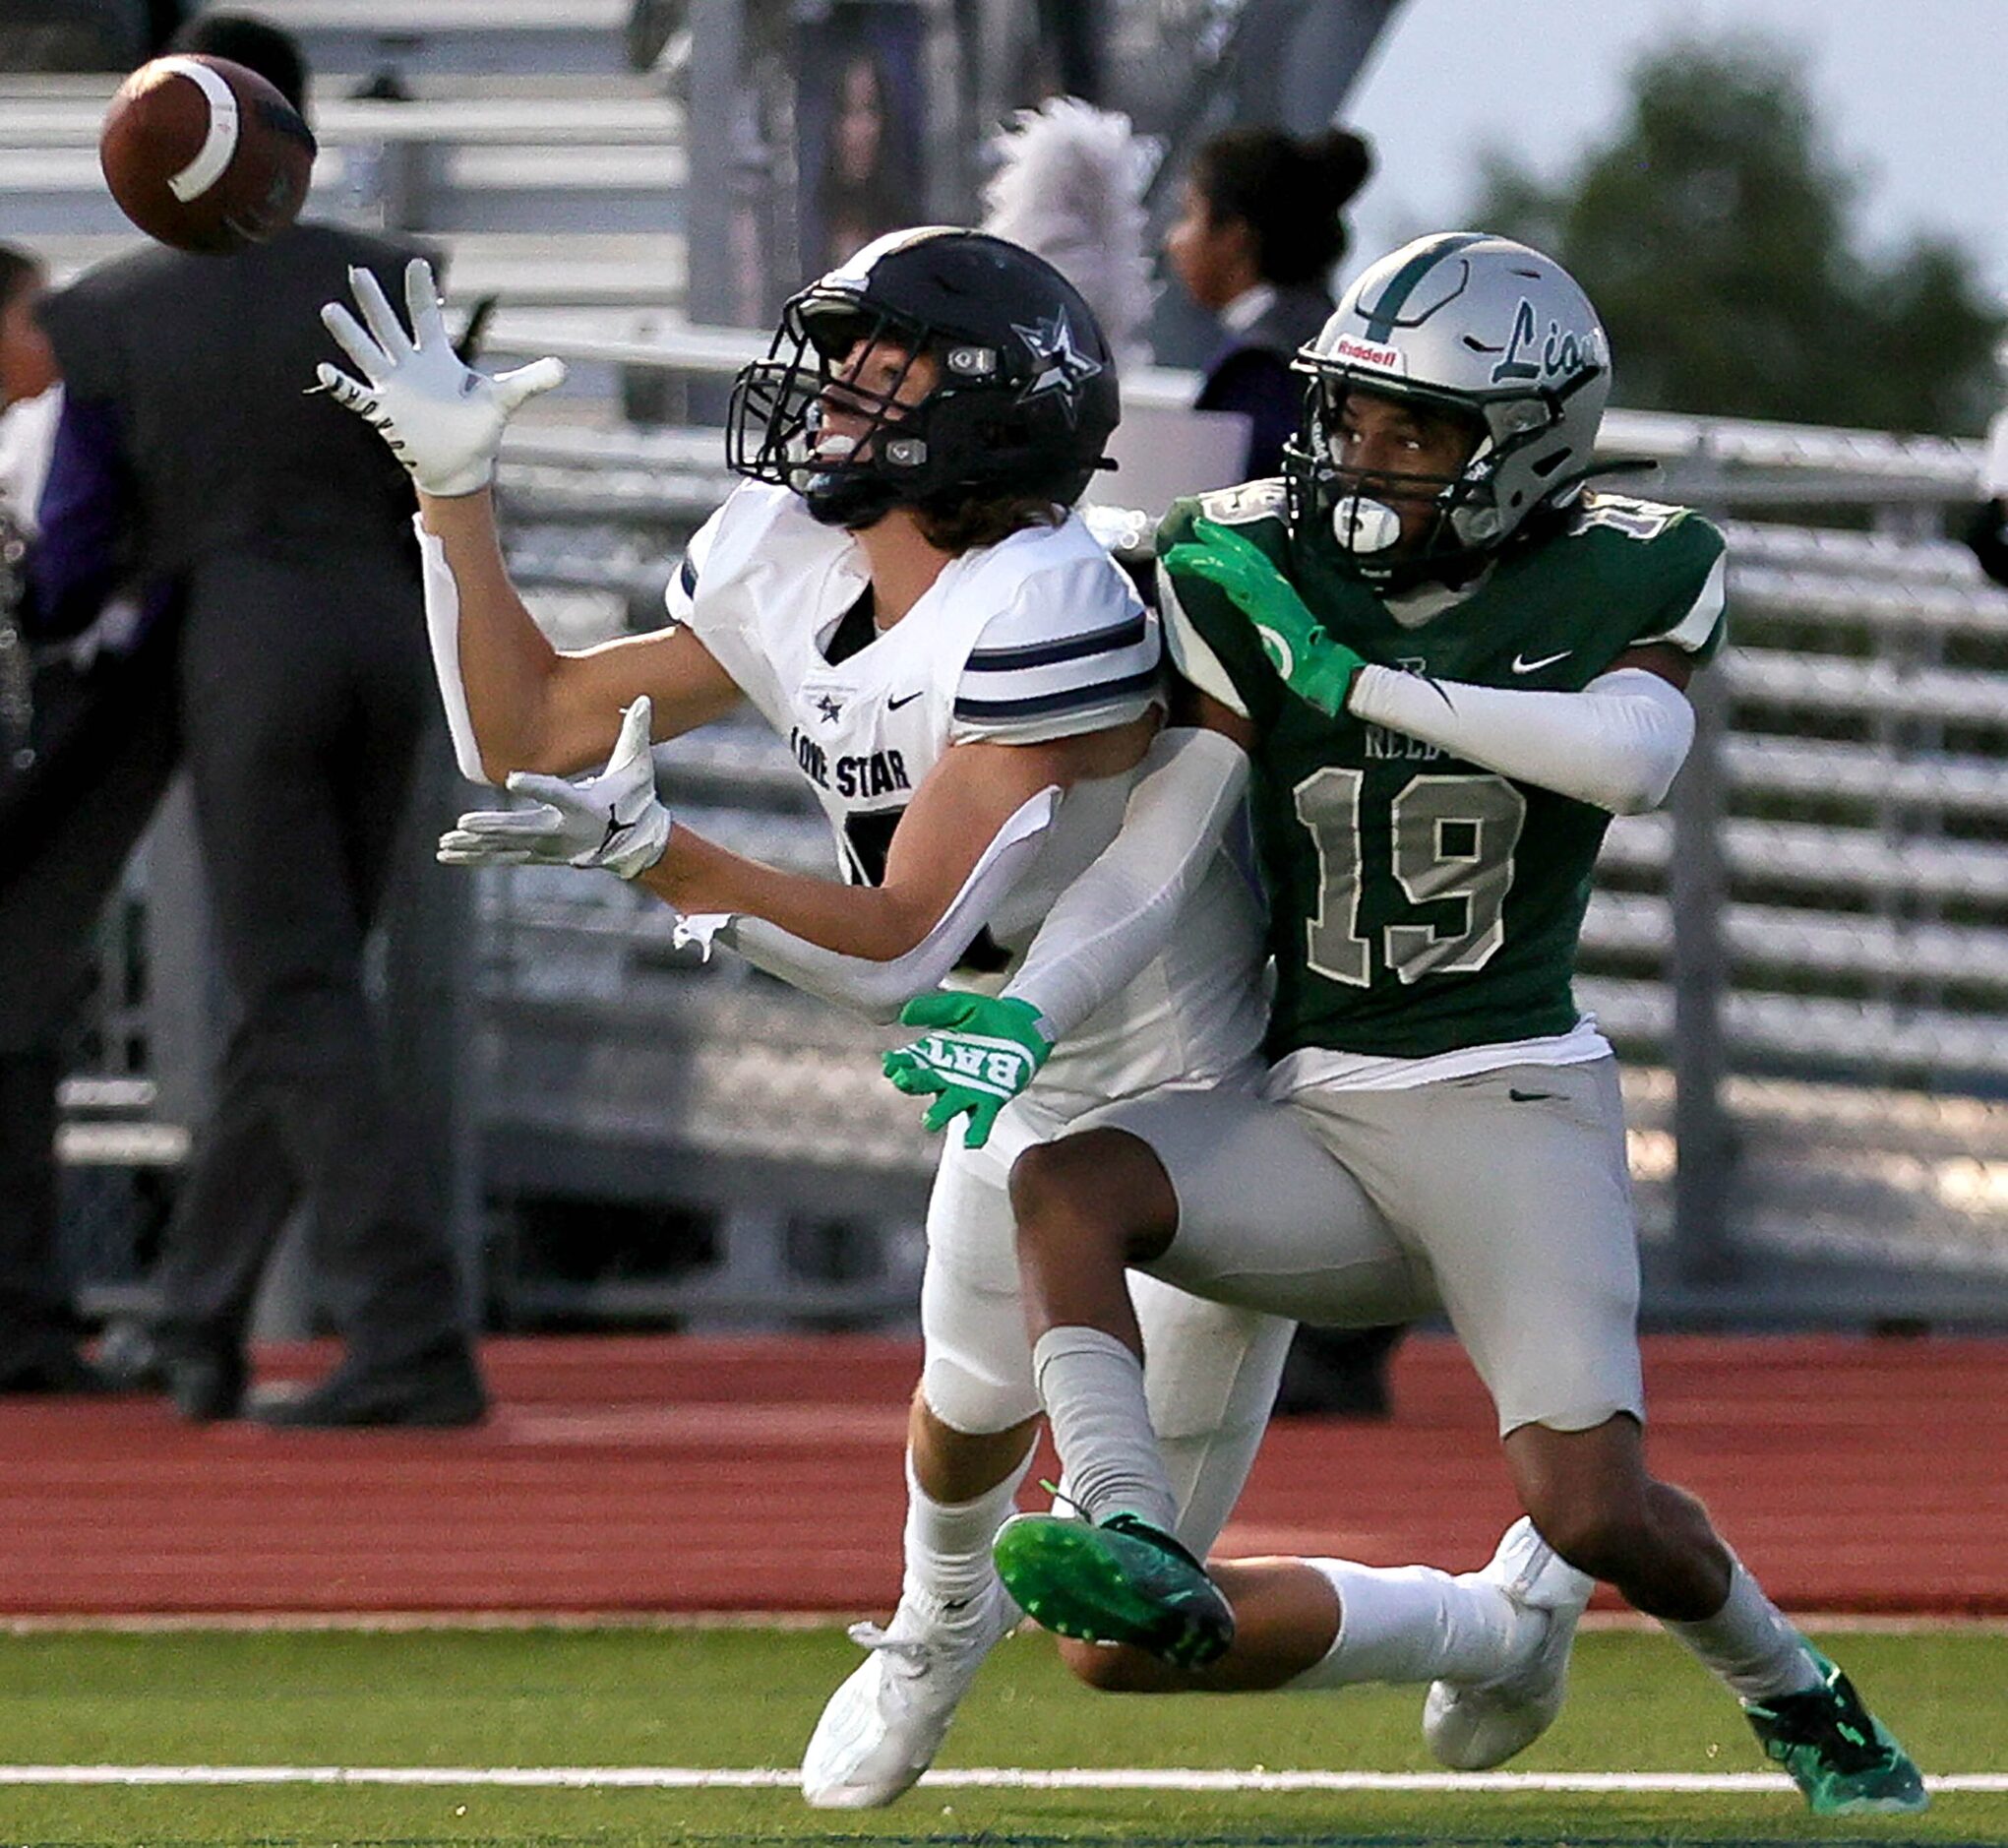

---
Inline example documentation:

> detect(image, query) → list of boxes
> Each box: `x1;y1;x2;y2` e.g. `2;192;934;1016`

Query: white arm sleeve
1346;662;1695;816
673;786;1060;1024
415;517;489;785
1003;727;1250;1038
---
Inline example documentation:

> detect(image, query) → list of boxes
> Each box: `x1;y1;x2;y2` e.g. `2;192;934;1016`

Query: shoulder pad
954;538;1156;743
1573;492;1710;545
1568;493;1723;584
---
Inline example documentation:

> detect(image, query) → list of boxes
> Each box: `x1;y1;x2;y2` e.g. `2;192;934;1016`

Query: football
99;54;317;255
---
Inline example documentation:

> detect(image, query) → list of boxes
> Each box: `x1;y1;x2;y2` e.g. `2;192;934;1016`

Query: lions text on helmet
1285;231;1612;587
726;226;1120;530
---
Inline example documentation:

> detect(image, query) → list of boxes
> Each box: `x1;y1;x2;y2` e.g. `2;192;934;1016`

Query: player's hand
436;697;671;879
316;258;566;497
882;993;1053;1149
1163;517;1366;717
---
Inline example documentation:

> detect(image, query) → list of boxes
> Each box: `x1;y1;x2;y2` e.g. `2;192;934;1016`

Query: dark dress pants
152;549;466;1377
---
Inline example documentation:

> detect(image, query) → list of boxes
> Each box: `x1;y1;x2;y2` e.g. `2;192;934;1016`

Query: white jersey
669;482;1265;1142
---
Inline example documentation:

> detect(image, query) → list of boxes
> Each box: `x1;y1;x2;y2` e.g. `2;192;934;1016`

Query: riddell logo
1333;336;1399;369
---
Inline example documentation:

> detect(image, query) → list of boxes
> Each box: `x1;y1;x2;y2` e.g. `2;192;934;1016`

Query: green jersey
1159;483;1728;1062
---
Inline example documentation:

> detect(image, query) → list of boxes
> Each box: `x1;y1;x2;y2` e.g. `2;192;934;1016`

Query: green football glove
1162;516;1367;717
882;992;1053;1150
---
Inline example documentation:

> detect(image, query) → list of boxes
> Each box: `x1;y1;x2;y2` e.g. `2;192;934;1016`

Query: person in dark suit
1164;126;1372;481
36;14;485;1426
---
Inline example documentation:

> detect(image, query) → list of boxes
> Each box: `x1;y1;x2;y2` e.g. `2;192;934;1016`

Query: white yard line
0;1765;2002;1793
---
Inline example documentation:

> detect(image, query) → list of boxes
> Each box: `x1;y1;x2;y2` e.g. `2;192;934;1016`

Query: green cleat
992;1510;1234;1669
1742;1645;1929;1816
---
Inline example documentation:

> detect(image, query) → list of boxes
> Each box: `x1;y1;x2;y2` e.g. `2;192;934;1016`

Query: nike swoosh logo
1511;649;1571;674
1508;1087;1559;1103
886;690;924;710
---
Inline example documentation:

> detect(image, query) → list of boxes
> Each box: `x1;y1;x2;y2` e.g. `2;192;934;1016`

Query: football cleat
1742;1645;1929;1816
1423;1516;1595;1770
992;1510;1234;1669
800;1580;1015;1810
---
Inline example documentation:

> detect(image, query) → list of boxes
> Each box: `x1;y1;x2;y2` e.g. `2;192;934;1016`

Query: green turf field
0;1624;2000;1845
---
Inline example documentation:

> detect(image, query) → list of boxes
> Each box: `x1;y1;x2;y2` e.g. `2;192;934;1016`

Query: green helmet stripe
1360;232;1488;343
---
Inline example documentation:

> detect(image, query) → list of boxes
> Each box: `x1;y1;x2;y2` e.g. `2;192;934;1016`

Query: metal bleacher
16;5;2008;1330
0;3;687;308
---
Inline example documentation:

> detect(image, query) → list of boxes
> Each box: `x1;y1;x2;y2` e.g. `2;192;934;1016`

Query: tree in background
1469;35;2004;436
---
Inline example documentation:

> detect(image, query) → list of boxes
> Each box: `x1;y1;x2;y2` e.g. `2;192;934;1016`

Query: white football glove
437;697;672;880
317;258;566;497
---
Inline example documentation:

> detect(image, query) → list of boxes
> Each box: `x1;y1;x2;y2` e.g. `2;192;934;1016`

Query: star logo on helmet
1010;311;1102;424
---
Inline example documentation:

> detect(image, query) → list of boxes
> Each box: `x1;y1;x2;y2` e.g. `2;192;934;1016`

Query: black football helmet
726;227;1121;530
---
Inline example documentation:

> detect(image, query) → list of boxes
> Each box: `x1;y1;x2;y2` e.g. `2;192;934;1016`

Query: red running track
0;1333;2001;1618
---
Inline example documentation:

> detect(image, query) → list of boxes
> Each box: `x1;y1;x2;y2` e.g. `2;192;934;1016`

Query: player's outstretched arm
680;786;1059;1023
639;715;1153;962
883;706;1251;1147
319;259;742;781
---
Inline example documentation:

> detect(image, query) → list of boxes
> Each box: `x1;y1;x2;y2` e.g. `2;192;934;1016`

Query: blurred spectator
980;96;1156;371
1164;125;1372;479
0;0;180;72
1032;0;1101;104
36;14;485;1427
819;49;903;267
803;8;925;277
1964;397;2008;587
144;0;189;57
0;242;178;1393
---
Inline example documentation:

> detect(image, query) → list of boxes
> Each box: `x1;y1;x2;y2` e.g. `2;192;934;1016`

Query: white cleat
800;1582;1015;1809
1423;1515;1595;1771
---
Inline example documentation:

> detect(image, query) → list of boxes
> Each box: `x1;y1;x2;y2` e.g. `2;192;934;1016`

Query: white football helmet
1286;232;1612;582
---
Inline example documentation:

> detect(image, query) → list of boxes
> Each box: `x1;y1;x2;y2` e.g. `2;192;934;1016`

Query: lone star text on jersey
791;725;913;799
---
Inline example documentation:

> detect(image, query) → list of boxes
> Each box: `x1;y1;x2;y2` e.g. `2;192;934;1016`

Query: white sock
1663;1560;1821;1704
1032;1324;1178;1532
898;1446;1033;1627
1286;1560;1532;1691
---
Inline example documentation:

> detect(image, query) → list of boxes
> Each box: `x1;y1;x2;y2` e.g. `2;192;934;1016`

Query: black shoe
0;1342;120;1396
168;1346;247;1422
252;1350;487;1430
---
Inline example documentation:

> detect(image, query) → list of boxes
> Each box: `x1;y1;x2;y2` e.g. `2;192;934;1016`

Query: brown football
99;54;317;256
